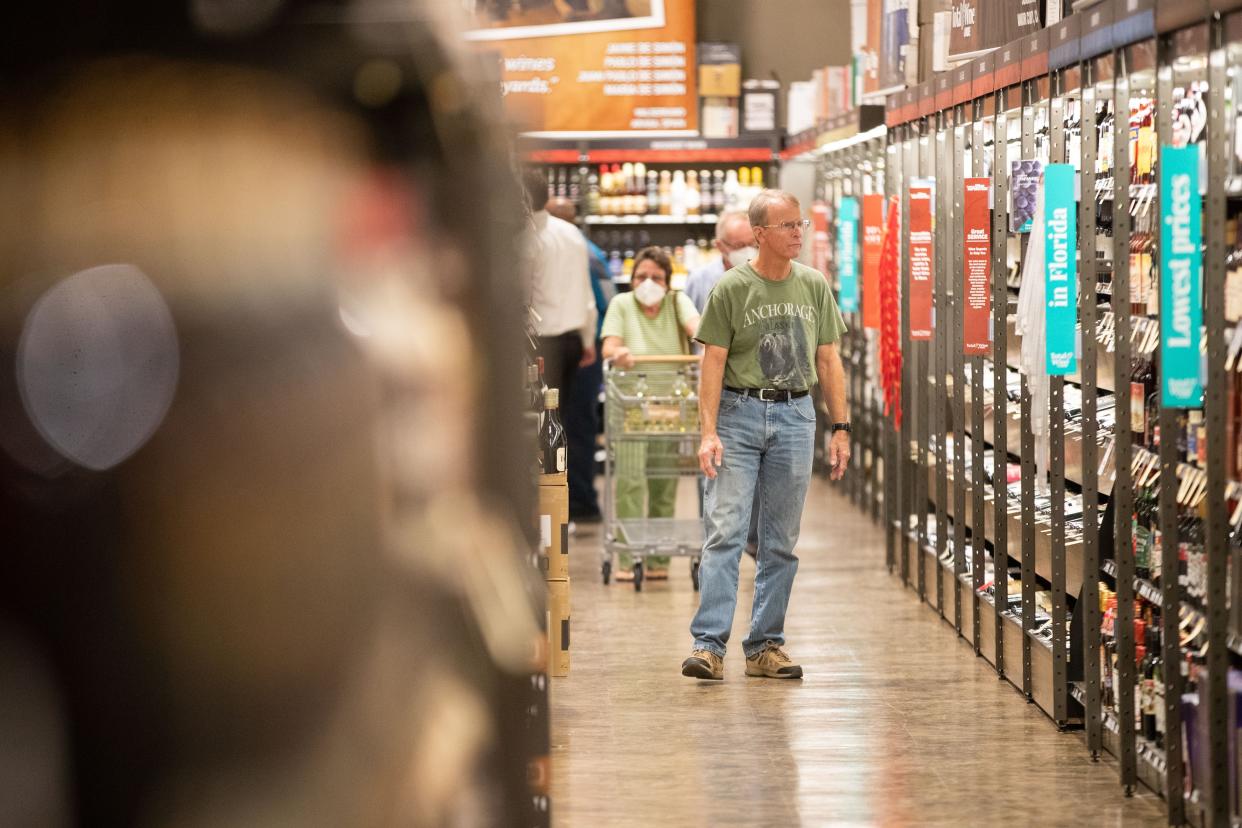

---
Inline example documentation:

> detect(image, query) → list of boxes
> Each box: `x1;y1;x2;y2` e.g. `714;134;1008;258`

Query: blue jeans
690;389;816;658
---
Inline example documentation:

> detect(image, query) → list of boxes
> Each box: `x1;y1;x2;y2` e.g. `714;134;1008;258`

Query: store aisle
551;476;1167;827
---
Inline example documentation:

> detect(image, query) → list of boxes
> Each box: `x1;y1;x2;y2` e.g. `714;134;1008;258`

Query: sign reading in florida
908;182;934;340
862;194;884;330
838;197;860;313
1160;145;1203;407
1044;163;1077;375
963;178;992;354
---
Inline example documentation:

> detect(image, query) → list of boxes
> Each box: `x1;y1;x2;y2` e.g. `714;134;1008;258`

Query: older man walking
682;189;851;681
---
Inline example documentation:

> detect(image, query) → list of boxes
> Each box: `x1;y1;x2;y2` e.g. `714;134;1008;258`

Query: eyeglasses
758;219;811;232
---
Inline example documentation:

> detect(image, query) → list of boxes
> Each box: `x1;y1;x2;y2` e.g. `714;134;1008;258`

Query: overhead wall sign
963;178;992;354
1044;164;1077;375
1160;145;1203;407
468;1;697;136
909;182;934;340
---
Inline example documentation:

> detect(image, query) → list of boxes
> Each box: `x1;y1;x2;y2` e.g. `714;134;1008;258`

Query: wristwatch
831;422;852;434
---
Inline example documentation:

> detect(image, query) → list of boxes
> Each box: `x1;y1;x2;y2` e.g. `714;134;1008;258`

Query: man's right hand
698;433;724;478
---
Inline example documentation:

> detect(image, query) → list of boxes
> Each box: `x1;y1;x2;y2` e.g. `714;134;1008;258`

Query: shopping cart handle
626;354;702;364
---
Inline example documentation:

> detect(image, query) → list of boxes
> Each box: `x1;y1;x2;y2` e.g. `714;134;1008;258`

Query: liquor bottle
555;167;568;198
751;166;764;191
1134;639;1147;732
1130;357;1148;443
1140;628;1158;742
621;162;635;197
646;170;659;214
569;166;583;211
539;388;567;474
686;170;701;216
527;363;544;417
738;166;751;203
1151;630;1165;748
1186;410;1203;465
712;169;726;212
608;249;623;281
670;170;687;218
634;162;648;214
658;170;672;215
724;168;739;210
698;170;713;212
587;166;601;215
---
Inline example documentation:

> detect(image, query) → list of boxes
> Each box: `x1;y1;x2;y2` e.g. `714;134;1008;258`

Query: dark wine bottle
1141;628;1159;743
540;388;567;474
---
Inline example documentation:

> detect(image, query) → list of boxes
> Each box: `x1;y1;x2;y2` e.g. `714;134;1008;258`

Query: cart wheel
633;561;644;592
602;560;612;585
691;558;701;592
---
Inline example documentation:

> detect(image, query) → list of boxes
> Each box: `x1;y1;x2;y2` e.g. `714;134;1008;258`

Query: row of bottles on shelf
1127;352;1208;468
1100;595;1169;748
526;359;566;475
545;163;768;218
592;230;721;284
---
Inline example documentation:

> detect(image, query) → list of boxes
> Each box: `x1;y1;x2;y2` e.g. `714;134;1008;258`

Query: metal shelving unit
828;3;1242;825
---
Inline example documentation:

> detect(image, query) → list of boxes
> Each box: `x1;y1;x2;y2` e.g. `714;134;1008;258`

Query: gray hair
748;189;801;228
714;209;749;241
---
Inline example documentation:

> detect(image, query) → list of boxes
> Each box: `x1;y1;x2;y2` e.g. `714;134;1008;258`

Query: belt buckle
759;388;777;402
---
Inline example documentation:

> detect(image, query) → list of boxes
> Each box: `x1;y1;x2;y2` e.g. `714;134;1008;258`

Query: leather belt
724;385;810;402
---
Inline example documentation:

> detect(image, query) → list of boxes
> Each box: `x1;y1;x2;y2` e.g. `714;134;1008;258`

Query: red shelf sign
963;178;992;354
908;184;933;340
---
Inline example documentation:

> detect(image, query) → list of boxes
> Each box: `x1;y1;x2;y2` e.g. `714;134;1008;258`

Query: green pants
616;440;676;569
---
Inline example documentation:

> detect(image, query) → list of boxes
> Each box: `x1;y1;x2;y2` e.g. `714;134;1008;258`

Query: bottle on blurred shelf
658;170;672;215
670;170;687;218
540;388;567;474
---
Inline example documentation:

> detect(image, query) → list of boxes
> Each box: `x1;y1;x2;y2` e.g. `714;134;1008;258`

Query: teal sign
838;197;860;313
1160;145;1203;408
1043;164;1077;375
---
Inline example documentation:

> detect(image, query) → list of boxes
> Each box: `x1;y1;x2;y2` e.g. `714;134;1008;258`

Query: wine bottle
540;388;567;474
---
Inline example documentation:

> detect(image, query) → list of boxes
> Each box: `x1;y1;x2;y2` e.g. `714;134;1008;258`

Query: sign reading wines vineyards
1159;145;1203;408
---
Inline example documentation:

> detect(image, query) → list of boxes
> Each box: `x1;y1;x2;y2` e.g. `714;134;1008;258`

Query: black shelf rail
851;3;1242;825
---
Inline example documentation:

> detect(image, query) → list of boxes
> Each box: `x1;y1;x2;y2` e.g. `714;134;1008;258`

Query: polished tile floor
551;476;1167;827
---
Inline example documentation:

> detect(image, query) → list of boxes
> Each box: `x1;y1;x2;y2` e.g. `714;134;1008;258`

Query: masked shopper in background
684;210;756;315
600;247;700;581
682;190;851;682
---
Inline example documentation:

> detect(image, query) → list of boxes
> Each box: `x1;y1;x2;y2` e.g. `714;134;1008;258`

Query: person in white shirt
524;169;598;489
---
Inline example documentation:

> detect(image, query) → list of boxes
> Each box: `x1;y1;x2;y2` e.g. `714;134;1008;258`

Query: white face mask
726;246;757;269
633;278;667;308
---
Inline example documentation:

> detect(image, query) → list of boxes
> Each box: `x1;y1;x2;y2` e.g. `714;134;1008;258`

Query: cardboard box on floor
537;476;569;581
547;578;571;677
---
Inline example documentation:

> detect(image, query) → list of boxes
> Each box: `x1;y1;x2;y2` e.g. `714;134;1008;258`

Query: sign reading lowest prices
1160;145;1203;408
1044;164;1077;376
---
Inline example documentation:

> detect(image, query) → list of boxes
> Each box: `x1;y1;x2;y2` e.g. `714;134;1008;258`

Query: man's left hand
828;431;851;481
579;345;597;367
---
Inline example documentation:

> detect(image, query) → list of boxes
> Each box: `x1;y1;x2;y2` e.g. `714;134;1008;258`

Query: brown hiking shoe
745;643;803;679
681;649;724;680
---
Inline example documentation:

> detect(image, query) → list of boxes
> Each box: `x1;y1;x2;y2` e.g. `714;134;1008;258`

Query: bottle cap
544;388;560;408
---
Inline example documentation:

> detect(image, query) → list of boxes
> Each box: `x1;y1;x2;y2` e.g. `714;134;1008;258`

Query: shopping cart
602;355;704;592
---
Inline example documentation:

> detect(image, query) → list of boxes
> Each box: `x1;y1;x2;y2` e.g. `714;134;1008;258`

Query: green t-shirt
601;291;699;356
695;261;846;390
